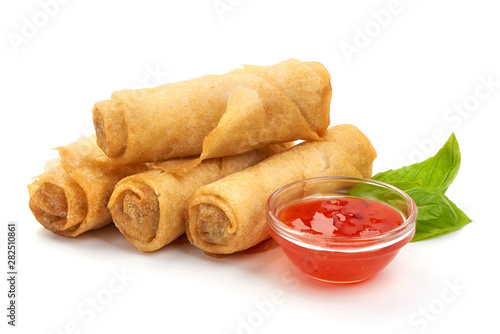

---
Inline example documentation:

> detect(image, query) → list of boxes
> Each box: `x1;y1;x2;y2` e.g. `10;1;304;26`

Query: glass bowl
266;176;417;284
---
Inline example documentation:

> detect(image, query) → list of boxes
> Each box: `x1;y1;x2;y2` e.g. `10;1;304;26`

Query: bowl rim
266;176;418;253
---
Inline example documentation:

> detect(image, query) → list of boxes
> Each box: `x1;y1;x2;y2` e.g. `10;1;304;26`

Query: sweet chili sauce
278;197;404;238
270;197;409;283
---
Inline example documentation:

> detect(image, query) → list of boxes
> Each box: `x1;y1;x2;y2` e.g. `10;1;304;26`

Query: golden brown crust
28;136;147;237
93;59;331;164
185;124;377;255
108;144;291;252
242;60;331;136
324;124;377;178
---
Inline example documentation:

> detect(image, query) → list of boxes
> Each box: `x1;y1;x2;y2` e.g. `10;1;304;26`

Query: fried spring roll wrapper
108;143;291;252
28;136;147;237
185;124;377;255
93;58;331;164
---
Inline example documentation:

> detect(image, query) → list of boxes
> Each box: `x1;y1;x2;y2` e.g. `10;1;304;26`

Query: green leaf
404;187;472;242
347;183;408;205
370;133;471;242
350;180;472;241
373;134;460;193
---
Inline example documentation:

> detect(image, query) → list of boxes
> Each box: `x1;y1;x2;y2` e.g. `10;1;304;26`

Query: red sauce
278;197;404;238
269;197;410;283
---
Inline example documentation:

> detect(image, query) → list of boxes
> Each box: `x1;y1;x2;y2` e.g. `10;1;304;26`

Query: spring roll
28;136;147;237
108;143;291;252
185;124;377;255
92;58;331;164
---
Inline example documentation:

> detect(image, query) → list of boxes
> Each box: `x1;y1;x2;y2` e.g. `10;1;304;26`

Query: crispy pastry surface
185;125;377;254
108;144;291;251
28;136;146;237
92;59;331;164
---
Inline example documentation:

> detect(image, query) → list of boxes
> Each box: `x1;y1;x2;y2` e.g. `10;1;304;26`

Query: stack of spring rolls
28;58;377;256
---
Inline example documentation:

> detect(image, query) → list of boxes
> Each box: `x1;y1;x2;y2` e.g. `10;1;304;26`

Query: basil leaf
404;187;472;241
348;183;408;205
373;133;460;193
379;181;472;241
381;181;421;192
362;133;471;242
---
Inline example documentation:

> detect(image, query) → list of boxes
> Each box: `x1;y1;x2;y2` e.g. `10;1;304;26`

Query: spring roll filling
93;100;128;158
196;204;233;245
28;183;83;232
109;181;159;242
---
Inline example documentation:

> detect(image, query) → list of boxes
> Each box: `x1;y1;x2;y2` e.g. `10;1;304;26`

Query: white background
1;1;499;333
